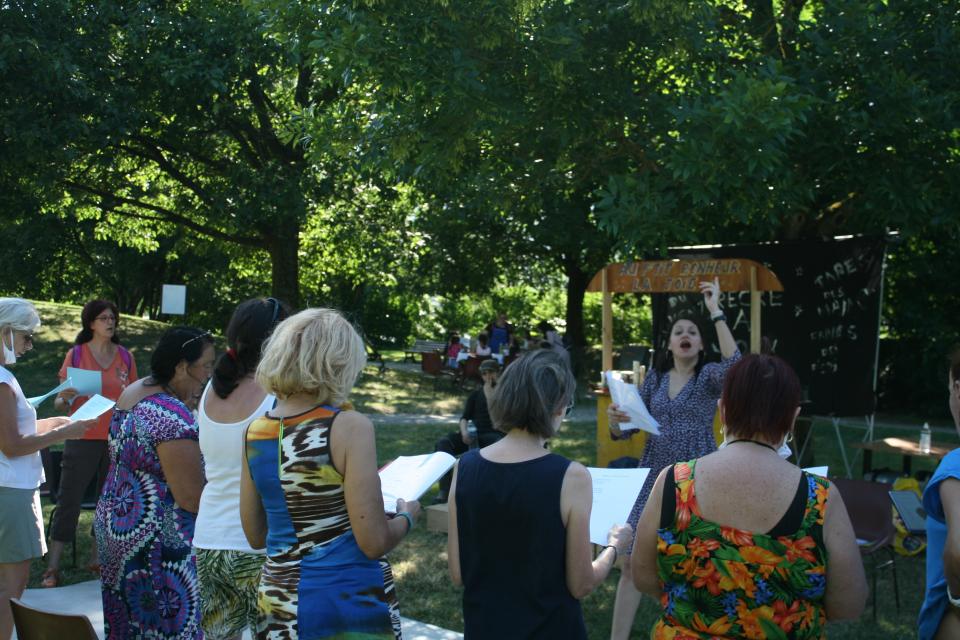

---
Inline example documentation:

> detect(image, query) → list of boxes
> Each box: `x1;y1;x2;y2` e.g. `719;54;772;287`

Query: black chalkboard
651;237;886;416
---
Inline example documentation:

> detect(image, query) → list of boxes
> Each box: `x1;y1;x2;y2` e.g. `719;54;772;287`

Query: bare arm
0;384;92;457
822;483;868;620
240;429;267;550
562;462;631;599
447;463;462;586
700;277;736;359
941;479;960;593
332;410;418;559
458;418;470;444
157;439;205;513
631;467;667;596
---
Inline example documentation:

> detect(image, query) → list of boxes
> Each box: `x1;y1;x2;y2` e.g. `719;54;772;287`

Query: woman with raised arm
0;298;95;640
630;354;866;638
42;299;138;587
194;298;289;640
447;349;631;638
241;308;420;638
95;326;215;639
608;277;740;639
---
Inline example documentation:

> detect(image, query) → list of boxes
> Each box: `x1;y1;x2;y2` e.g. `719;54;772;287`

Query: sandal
40;568;60;588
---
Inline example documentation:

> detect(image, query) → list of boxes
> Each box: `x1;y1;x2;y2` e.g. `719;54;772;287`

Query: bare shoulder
332;409;375;442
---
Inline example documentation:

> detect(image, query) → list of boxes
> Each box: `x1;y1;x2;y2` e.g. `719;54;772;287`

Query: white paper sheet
67;367;102;396
803;466;829;477
604;371;660;435
69;394;115;421
380;452;456;513
587;467;651;546
26;379;75;408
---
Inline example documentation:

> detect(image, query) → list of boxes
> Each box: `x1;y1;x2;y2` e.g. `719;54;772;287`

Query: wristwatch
710;310;726;323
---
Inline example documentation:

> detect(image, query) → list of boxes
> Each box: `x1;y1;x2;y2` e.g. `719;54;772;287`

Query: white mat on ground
18;580;462;640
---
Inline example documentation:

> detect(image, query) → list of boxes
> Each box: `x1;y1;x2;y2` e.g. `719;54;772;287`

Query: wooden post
602;268;613;371
750;265;761;353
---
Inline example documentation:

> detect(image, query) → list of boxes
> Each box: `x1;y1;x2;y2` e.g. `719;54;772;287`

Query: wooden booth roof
587;259;784;293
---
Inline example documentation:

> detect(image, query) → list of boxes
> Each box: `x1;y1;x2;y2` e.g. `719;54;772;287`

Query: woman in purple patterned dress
95;327;215;639
606;278;740;639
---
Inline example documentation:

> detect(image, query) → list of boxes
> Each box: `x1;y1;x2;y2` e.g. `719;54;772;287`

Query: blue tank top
455;449;587;639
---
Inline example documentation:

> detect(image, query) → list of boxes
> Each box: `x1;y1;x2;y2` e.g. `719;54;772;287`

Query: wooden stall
587;258;784;466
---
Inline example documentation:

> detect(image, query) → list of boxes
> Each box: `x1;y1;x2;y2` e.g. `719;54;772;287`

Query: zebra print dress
245;405;401;639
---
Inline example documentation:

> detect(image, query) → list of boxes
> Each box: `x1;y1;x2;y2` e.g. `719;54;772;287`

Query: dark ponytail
212;297;290;399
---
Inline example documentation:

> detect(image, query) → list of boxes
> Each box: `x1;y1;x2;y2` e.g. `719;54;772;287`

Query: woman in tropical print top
630;354;867;639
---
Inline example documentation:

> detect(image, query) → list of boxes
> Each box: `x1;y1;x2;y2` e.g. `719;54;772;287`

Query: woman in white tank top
194;298;289;640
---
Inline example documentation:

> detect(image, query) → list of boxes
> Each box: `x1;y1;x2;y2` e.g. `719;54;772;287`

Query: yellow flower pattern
652;460;830;640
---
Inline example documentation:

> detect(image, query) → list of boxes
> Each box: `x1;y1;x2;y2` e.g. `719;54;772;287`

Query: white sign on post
161;285;187;315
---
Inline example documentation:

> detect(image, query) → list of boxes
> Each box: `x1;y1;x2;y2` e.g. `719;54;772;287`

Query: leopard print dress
245;405;401;639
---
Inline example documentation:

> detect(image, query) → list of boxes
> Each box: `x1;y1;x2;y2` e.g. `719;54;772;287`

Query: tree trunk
267;225;301;308
564;261;592;375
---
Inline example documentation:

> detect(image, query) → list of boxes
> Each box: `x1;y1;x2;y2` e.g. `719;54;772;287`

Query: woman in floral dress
607;278;740;638
95;327;215;639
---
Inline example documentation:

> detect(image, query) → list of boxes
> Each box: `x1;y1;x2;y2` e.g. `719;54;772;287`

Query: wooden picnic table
850;437;953;476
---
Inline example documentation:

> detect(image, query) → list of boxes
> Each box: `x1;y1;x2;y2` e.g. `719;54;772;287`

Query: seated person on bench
434;359;503;503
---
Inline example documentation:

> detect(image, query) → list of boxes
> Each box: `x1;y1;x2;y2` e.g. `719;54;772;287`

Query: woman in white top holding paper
0;298;94;639
194;298;289;640
43;299;138;588
606;278;740;639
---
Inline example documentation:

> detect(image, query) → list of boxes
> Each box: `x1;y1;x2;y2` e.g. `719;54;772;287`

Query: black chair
829;477;900;621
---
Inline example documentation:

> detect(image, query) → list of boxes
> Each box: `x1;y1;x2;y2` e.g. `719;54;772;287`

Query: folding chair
9;598;98;640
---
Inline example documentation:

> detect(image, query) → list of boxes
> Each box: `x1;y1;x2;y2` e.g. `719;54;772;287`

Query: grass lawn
14;301;939;638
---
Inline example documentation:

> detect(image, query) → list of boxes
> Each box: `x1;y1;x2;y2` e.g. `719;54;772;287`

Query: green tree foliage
0;0;407;308
596;1;960;247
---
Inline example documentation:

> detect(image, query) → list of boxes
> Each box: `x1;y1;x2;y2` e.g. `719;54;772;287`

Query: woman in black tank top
446;350;631;639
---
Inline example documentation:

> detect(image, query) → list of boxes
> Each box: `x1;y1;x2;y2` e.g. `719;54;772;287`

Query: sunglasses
181;330;212;350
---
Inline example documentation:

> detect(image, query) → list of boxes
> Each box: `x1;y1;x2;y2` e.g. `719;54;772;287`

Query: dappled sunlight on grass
353;368;465;415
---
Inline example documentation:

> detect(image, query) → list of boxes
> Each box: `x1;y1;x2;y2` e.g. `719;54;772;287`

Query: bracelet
396;511;414;533
710;311;726;323
949;585;960;608
603;544;618;565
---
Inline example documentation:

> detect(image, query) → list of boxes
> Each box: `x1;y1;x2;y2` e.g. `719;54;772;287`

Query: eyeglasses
20;332;33;345
181;330;212;350
564;399;575;417
95;314;116;322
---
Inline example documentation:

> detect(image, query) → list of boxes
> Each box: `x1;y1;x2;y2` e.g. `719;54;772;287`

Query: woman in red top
41;300;138;587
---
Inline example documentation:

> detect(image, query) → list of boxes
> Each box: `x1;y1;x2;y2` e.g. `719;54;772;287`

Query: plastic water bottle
919;422;932;454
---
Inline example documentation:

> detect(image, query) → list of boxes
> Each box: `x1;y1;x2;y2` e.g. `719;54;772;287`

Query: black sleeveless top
455;449;587;639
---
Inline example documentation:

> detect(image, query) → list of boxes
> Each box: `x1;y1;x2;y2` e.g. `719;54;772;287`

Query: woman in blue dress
240;308;420;639
606;278;740;639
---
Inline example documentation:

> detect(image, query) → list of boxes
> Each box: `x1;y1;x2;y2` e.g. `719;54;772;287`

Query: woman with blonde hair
241;308;419;638
0;298;94;639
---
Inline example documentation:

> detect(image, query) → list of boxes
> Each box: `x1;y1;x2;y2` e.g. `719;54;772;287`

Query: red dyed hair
721;354;801;441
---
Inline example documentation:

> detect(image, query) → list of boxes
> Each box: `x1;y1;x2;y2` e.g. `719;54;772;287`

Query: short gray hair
256;308;366;404
489;349;575;438
0;298;41;333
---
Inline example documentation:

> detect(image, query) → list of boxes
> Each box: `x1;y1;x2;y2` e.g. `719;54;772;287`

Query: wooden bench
404;339;446;362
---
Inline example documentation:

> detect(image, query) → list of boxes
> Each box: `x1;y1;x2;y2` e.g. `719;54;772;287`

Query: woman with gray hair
447;349;631;639
0;298;94;639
